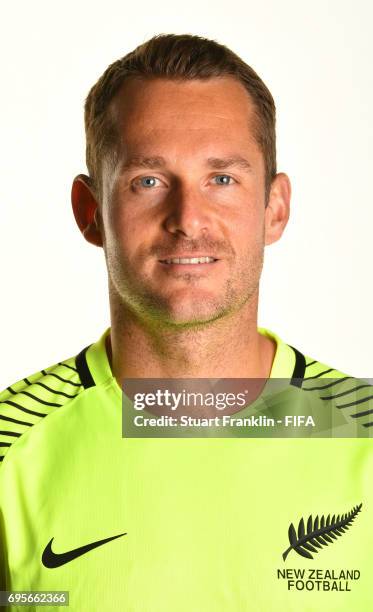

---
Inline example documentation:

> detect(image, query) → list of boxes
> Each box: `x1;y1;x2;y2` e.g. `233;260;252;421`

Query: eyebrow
206;156;252;172
119;155;252;173
120;156;167;171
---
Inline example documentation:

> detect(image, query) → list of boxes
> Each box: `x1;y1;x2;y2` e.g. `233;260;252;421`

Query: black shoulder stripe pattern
41;371;82;386
7;390;62;408
351;408;373;418
0;414;33;426
58;362;78;373
338;394;373;410
0;430;21;437
289;346;306;387
304;368;335;380
320;384;372;401
302;377;352;391
305;360;317;368
25;380;80;399
75;345;95;390
1;400;47;418
0;355;85;464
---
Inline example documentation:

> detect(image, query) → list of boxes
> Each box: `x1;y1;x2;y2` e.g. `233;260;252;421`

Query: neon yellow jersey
0;329;372;611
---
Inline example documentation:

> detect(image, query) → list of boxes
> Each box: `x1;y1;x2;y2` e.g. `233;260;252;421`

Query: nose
163;185;211;238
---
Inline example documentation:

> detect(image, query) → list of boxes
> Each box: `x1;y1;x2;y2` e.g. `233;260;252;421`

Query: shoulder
298;350;373;430
302;354;347;379
0;349;90;464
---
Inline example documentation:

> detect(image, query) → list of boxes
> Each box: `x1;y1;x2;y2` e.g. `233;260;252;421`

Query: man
0;34;372;611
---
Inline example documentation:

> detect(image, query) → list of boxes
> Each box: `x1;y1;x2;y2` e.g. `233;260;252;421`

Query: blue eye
214;175;234;185
140;176;158;188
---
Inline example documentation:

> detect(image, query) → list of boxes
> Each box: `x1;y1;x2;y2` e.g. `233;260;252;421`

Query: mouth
158;256;219;265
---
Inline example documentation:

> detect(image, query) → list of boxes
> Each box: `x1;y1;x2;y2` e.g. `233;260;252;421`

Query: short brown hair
84;34;277;198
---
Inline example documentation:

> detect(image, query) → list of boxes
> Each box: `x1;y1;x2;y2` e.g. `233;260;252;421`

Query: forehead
109;76;258;152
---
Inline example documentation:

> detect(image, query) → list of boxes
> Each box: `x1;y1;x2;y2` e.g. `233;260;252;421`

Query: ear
71;174;103;247
264;172;291;246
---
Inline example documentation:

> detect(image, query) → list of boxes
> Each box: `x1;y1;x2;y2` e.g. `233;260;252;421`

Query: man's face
99;76;273;327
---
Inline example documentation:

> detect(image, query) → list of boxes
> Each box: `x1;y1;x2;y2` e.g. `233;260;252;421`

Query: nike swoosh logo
42;532;127;568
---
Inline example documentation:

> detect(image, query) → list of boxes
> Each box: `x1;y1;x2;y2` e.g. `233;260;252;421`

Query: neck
107;295;276;383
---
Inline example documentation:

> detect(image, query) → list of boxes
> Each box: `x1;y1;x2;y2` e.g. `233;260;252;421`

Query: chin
158;300;231;328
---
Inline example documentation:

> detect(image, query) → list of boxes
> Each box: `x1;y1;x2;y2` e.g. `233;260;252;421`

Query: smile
159;257;218;265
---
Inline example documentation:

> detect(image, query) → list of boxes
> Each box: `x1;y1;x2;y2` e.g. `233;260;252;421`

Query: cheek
229;201;265;251
103;205;154;266
101;213;129;267
102;191;134;245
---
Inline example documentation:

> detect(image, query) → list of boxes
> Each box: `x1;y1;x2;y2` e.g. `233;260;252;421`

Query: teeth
164;257;216;264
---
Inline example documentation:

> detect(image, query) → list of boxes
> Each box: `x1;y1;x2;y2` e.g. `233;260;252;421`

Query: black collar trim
75;342;307;391
288;345;306;387
75;345;95;389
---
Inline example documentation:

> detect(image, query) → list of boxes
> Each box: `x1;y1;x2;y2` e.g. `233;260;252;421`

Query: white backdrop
1;0;372;386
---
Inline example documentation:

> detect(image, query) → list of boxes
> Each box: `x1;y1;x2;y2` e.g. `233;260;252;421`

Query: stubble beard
105;241;264;332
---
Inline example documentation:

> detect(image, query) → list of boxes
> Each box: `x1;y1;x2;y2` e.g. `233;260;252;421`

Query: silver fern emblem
282;503;362;561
